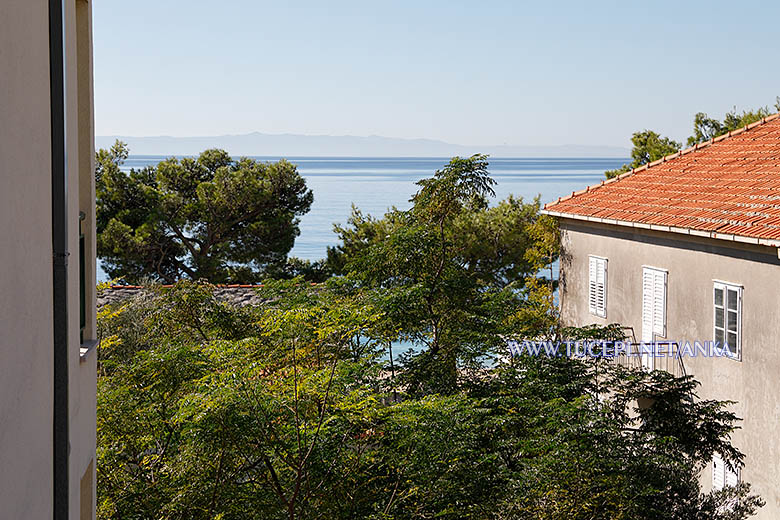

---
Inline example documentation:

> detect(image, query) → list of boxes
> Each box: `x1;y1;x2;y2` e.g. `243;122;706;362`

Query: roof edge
541;209;780;248
543;112;780;210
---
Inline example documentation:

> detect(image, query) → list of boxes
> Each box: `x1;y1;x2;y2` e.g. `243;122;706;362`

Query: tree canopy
605;131;681;179
687;98;780;146
97;280;763;520
327;155;549;394
96;141;313;283
96;156;763;519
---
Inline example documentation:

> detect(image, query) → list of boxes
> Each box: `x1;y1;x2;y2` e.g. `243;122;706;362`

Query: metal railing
613;340;687;378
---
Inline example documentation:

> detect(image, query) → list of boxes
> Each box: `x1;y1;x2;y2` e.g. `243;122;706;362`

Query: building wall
67;1;98;519
0;1;96;519
0;2;55;517
559;219;780;518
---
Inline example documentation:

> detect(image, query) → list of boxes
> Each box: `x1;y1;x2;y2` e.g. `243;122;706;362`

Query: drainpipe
49;0;69;519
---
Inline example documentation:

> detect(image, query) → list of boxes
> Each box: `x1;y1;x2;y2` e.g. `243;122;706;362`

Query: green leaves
325;155;556;395
97;283;764;520
96;143;313;283
95;150;764;519
687;100;778;147
605;130;682;179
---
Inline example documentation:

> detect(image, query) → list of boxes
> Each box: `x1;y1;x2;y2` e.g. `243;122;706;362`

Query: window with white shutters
712;455;725;490
712;454;740;490
641;267;667;342
588;256;607;318
714;282;742;359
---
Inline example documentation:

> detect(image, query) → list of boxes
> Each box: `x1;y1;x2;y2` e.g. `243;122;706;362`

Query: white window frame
713;281;742;361
588;255;607;318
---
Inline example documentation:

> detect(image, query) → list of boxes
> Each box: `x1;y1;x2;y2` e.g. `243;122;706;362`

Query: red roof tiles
543;114;780;246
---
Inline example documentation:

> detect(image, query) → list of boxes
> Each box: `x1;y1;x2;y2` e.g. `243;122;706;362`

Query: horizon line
95;130;631;151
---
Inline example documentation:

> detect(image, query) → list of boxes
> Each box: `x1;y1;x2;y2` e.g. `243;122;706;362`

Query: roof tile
545;115;780;243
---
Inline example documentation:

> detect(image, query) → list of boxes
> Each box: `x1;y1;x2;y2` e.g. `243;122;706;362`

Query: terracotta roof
542;114;780;247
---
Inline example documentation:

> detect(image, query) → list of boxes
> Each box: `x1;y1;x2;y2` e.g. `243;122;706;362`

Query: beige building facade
1;1;97;519
556;219;780;517
543;115;780;518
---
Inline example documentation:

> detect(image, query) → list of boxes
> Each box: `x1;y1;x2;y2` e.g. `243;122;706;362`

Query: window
79;211;86;343
714;282;742;359
588;256;607;318
712;453;740;490
641;266;667;342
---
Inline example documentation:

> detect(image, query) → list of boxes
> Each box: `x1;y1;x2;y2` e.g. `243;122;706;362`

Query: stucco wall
0;2;55;518
560;219;780;518
0;1;96;518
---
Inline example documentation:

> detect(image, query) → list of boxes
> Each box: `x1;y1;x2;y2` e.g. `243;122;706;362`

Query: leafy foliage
97;284;763;519
328;155;548;394
96;156;763;519
605;130;681;179
688;98;780;146
96;141;313;283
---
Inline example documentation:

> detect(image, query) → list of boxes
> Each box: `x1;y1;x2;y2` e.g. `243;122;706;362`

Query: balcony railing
612;340;687;378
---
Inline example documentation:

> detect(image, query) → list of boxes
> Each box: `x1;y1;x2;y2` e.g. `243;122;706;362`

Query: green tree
96;284;764;519
96;141;313;283
605;130;682;179
335;155;546;394
326;205;399;276
94;154;764;520
97;280;387;519
687;98;780;146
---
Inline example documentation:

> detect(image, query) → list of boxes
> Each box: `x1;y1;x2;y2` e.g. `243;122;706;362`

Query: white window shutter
642;267;667;341
589;257;598;315
596;258;606;317
712;455;725;490
653;270;667;337
725;463;740;487
588;256;607;317
642;268;654;342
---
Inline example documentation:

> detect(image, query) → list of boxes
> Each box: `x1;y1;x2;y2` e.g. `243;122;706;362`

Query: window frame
713;281;742;361
588;255;608;318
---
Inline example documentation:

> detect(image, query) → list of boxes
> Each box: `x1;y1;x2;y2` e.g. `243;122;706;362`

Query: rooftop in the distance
542;114;780;247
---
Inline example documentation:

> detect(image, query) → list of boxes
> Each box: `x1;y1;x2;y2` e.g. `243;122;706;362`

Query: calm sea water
105;156;625;280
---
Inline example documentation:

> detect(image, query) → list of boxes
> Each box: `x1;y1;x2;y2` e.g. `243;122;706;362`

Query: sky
93;0;780;148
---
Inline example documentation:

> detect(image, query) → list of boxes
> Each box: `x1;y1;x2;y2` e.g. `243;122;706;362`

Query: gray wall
560;219;780;518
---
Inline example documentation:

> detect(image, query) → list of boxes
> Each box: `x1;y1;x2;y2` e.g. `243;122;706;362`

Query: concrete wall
0;1;96;518
559;219;780;518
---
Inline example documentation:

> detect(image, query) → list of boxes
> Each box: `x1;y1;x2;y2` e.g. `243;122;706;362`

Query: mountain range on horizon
95;132;630;158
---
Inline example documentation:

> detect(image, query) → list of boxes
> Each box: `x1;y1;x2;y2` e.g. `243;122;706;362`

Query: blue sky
93;0;780;148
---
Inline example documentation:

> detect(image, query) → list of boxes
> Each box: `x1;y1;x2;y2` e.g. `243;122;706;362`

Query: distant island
95;132;630;158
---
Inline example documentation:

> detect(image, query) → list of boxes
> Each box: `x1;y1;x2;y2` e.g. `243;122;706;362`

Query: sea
105;156;626;280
